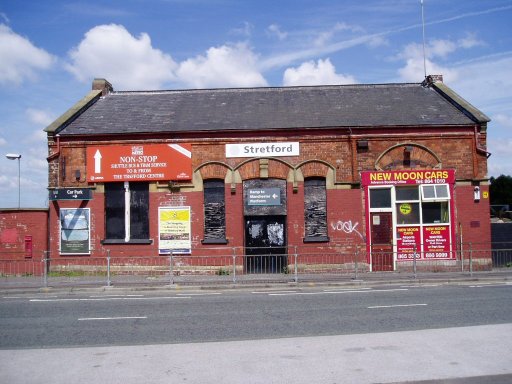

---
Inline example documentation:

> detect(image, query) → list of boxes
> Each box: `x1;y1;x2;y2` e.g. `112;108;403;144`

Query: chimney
92;78;113;96
427;74;443;84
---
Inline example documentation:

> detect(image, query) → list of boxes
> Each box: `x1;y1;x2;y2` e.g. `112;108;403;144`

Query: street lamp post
5;153;21;208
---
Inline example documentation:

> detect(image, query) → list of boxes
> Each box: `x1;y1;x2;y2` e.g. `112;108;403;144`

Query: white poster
60;208;90;255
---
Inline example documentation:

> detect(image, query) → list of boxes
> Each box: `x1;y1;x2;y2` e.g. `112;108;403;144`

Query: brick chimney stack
92;78;113;96
427;74;443;84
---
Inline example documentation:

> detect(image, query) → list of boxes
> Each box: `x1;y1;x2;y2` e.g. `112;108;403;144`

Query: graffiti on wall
330;219;364;240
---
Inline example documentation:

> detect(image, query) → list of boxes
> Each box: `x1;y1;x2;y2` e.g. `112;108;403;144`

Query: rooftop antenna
421;0;427;79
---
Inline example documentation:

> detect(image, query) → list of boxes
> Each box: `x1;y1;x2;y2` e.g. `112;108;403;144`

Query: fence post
459;223;464;272
460;243;465;273
42;251;48;288
354;245;359;280
169;253;174;285
294;245;298;283
232;247;237;284
469;243;473;277
106;249;111;287
413;244;417;279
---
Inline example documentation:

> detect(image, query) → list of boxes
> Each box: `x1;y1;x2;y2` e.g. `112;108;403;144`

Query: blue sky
0;0;511;208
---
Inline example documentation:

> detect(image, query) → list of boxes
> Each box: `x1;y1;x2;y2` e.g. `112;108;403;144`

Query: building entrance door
245;216;287;273
370;212;394;271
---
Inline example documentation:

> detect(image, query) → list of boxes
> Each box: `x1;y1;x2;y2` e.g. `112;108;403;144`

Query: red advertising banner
361;169;455;186
423;226;451;258
396;226;420;260
86;144;192;182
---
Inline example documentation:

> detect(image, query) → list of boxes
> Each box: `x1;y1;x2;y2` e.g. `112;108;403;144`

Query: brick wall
0;209;48;259
44;122;490;265
0;209;48;275
454;184;492;253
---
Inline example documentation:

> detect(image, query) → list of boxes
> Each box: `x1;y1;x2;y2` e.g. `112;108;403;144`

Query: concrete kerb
1;271;510;296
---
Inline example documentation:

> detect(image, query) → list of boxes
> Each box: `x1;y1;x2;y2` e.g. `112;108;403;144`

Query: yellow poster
158;207;191;254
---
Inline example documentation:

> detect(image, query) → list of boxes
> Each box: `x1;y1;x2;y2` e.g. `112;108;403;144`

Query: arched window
203;179;227;244
304;177;329;242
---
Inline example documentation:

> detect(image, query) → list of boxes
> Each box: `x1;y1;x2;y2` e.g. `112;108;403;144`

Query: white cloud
65;24;176;90
26;108;54;126
458;33;485;49
488;137;512;176
176;43;268;88
428;39;457;58
266;24;288;41
0;24;55;85
493;113;512;128
283;58;356;86
449;54;512;111
0;137;6;146
314;22;363;47
396;40;465;82
23;109;53;143
398;57;457;83
27;129;47;144
231;21;253;37
396;35;488;83
446;55;512;177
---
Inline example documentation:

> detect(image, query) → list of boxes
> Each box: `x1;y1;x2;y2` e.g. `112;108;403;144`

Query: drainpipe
46;134;61;188
348;127;356;184
474;126;491;159
46;134;60;270
46;134;61;162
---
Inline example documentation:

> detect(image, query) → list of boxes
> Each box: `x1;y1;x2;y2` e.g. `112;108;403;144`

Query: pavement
1;324;511;384
1;269;511;294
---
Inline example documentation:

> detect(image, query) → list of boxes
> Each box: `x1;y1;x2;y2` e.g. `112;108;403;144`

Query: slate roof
51;83;489;136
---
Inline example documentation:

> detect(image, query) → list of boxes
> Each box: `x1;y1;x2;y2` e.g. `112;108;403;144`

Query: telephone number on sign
425;252;448;258
416;179;446;184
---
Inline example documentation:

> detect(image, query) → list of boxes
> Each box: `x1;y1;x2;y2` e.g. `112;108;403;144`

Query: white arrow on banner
168;144;192;158
94;149;102;173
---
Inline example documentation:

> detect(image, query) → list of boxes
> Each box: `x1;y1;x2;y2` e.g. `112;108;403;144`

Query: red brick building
43;76;491;272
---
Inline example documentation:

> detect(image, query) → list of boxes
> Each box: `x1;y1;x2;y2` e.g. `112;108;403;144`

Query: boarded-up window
105;182;149;241
203;179;226;243
304;177;328;241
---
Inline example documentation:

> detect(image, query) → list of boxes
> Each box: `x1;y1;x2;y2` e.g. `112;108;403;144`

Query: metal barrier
1;242;511;288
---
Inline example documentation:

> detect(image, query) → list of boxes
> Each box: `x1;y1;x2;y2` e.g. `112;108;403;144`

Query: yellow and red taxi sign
361;169;455;186
86;144;192;182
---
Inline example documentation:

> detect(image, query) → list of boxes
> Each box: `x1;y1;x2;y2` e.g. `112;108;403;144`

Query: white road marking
324;287;372;291
30;296;190;302
269;288;408;296
252;290;298;294
469;283;510;288
176;293;222;296
78;316;147;321
3;296;59;299
368;303;428;309
89;294;144;298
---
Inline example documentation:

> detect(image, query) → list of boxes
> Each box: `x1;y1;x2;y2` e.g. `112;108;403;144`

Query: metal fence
1;242;511;289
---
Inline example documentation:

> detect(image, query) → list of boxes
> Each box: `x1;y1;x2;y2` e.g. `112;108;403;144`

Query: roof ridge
110;83;422;95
